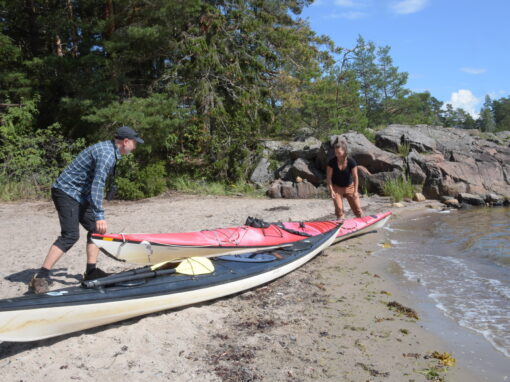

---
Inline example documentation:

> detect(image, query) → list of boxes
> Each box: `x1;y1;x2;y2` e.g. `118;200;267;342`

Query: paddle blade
175;257;215;275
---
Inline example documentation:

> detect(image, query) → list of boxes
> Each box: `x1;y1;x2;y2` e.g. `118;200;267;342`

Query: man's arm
90;152;115;230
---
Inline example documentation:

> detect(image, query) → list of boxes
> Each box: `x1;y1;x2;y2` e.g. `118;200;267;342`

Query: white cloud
447;89;481;117
327;11;368;19
391;0;429;15
461;67;486;75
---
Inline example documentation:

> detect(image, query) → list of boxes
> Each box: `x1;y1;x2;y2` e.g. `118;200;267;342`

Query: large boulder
262;137;322;162
319;132;404;174
295;180;320;198
288;158;324;186
249;153;275;186
376;124;438;153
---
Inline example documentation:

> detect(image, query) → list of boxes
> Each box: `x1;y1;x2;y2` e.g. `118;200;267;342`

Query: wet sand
0;193;481;381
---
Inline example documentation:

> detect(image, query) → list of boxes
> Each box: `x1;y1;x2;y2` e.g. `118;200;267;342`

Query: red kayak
92;212;391;264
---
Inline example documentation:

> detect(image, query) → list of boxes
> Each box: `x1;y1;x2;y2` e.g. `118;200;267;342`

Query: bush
115;157;168;200
382;175;414;202
0;100;86;200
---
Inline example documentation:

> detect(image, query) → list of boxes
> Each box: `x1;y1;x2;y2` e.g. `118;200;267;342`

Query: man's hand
96;219;108;234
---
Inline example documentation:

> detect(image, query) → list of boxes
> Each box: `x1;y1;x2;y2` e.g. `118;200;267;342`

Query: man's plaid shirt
53;140;121;220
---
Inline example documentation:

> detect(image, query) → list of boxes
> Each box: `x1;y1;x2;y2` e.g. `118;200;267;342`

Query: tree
478;95;496;132
492;96;510;131
345;35;409;127
440;104;476;129
388;92;443;125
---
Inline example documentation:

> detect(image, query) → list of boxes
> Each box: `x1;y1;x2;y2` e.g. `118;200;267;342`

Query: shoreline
0;194;493;381
379;207;510;381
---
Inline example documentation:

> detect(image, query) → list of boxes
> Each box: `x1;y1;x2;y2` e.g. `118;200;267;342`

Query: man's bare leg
41;245;65;270
86;242;100;264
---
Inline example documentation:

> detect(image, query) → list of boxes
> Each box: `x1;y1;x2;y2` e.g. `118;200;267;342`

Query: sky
299;0;510;117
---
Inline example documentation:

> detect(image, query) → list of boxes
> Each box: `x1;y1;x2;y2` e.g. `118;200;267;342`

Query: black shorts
51;188;97;252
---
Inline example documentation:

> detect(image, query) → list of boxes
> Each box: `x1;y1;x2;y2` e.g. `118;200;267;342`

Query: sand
0;193;483;381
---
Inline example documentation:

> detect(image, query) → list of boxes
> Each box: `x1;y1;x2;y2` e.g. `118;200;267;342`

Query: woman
326;139;363;219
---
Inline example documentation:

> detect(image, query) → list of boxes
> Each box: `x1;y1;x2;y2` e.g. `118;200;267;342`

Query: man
29;126;144;294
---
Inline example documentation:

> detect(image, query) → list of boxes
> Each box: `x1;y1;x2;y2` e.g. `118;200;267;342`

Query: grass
381;175;414;203
0;178;47;201
169;176;265;197
397;142;411;157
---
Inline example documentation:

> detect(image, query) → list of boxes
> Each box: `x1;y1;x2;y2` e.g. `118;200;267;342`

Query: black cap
115;126;144;143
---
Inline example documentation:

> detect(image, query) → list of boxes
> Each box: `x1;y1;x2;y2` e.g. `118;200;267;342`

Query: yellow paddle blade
175;257;215;275
149;260;174;271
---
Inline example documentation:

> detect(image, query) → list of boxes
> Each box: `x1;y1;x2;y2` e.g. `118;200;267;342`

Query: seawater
380;207;510;359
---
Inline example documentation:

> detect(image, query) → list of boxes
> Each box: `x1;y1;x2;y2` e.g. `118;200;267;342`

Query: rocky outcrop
376;125;510;199
254;124;510;205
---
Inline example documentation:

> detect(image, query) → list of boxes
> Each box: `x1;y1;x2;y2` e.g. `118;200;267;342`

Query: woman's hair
333;138;348;155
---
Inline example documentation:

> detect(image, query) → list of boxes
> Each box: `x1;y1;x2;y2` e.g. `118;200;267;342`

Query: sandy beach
0;193;485;381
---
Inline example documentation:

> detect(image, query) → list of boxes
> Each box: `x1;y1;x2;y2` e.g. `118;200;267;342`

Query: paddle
82;257;214;289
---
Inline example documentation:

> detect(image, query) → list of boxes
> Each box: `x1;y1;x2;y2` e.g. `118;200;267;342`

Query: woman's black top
327;157;357;187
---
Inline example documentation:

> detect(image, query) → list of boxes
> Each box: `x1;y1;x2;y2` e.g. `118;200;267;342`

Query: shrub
115;157;168;200
382;175;414;202
0;100;86;200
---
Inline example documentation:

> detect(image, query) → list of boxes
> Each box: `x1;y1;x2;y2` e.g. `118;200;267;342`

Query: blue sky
299;0;510;117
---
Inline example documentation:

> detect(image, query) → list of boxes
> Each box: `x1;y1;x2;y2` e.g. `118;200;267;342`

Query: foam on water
381;208;510;359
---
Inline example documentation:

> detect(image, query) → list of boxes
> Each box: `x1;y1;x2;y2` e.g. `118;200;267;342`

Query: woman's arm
326;166;335;199
351;165;359;196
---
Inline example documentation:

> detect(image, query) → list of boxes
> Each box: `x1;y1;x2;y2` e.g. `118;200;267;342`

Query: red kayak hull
91;212;391;264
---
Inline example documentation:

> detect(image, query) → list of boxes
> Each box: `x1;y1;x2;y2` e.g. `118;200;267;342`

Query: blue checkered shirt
53;140;121;220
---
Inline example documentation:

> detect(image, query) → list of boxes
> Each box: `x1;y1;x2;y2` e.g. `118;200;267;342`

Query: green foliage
115;157;167;200
492;96;510;131
0;100;85;200
2;1;509;203
169;176;263;197
382;175;414;203
398;142;411;157
478;95;496;132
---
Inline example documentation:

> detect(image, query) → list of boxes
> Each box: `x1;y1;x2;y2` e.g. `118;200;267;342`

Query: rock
328;132;405;174
378;125;510;198
375;124;438;153
407;150;428;184
458;193;486;206
295;176;303;183
442;198;461;208
412;192;426;202
262;138;322;162
288;158;323;186
250;155;275;186
280;181;298;198
392;202;405;208
485;193;505;206
267;180;283;198
261;125;510;201
359;169;403;195
276;164;292;181
295;180;318;198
